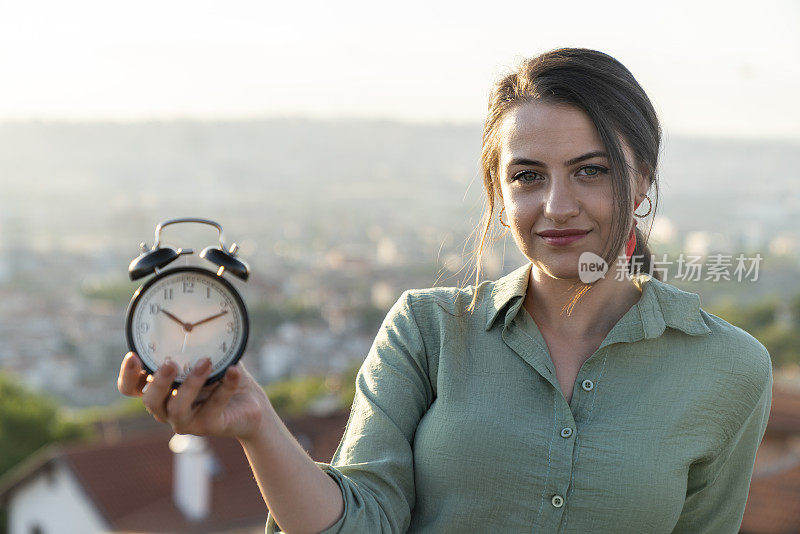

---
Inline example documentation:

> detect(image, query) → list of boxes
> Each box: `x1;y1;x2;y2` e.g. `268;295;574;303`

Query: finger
118;352;148;397
142;360;178;423
167;358;214;431
193;381;223;406
196;365;242;421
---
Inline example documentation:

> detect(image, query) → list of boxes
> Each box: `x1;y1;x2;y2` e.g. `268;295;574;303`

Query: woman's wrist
236;389;280;446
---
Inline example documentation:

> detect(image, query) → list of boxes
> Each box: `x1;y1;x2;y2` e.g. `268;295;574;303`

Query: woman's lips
538;231;589;246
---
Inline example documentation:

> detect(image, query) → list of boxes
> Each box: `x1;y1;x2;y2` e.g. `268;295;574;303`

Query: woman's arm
670;350;773;533
264;290;434;533
238;401;344;534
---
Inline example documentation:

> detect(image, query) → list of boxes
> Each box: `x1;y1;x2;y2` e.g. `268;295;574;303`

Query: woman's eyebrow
508;150;609;168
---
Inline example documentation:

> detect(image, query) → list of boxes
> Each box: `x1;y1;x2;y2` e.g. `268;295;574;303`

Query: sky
1;0;798;140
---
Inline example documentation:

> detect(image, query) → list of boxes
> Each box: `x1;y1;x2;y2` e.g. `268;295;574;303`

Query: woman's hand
117;352;272;441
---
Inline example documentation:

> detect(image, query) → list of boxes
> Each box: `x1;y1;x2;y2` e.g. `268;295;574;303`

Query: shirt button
551;494;565;508
560;427;573;438
581;379;594;391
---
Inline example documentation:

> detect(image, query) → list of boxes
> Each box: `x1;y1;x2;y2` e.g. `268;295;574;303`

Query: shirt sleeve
265;290;434;534
670;350;773;533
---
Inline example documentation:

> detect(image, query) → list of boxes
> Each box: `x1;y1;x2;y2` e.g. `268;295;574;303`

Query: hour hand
160;308;190;331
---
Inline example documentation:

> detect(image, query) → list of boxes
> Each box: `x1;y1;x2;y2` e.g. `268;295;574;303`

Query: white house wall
9;461;110;534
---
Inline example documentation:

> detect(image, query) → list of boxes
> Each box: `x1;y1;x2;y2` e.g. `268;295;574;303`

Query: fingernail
194;358;211;375
163;361;177;376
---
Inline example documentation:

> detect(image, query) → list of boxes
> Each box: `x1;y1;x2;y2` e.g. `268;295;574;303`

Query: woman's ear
635;164;651;198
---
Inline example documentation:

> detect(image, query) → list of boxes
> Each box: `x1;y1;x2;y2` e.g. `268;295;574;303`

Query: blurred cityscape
0;118;799;409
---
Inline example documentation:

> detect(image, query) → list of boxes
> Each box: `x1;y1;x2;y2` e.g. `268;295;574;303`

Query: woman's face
496;100;648;280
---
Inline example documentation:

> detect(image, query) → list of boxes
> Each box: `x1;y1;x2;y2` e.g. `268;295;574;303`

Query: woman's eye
512;170;542;183
577;165;609;177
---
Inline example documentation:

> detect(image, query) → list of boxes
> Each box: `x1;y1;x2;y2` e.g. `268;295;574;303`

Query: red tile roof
69;430;266;533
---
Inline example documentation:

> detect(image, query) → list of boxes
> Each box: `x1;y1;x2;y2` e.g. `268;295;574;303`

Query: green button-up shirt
266;262;773;533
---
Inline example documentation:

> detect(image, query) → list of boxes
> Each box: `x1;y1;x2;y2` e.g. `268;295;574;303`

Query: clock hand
189;310;229;328
160;308;191;331
181;332;189;353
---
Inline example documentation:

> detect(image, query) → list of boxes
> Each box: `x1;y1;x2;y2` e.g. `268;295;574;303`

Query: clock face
126;267;249;385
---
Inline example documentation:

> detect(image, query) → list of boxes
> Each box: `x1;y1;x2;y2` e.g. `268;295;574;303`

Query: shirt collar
483;262;712;340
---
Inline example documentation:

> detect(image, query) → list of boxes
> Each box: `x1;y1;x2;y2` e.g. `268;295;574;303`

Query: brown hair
464;47;662;313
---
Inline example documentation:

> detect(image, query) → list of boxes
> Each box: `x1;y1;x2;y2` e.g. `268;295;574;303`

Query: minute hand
189;310;229;329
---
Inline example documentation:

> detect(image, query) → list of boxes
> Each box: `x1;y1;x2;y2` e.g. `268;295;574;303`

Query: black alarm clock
125;218;250;387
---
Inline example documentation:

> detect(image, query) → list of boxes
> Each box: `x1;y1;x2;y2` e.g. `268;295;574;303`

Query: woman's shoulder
642;277;772;434
696;306;772;382
640;275;772;393
691;307;774;446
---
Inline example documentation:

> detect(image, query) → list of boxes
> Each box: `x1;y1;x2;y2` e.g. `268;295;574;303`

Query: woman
118;48;773;533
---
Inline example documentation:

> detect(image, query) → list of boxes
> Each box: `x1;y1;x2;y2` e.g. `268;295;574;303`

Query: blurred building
741;384;800;533
0;412;349;534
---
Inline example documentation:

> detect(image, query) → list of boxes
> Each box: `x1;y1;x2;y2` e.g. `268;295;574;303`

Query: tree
0;373;93;534
0;372;91;479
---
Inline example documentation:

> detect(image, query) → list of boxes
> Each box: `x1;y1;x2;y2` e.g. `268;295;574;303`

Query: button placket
531;404;575;529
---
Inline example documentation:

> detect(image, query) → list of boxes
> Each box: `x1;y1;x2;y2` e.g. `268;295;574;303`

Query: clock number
220;341;227;353
149;303;160;314
164;288;173;300
206;287;211;299
221;301;228;309
148;341;156;352
183;281;194;293
226;322;234;333
138;322;150;333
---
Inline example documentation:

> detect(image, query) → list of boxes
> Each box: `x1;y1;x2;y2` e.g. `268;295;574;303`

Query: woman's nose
543;176;580;223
